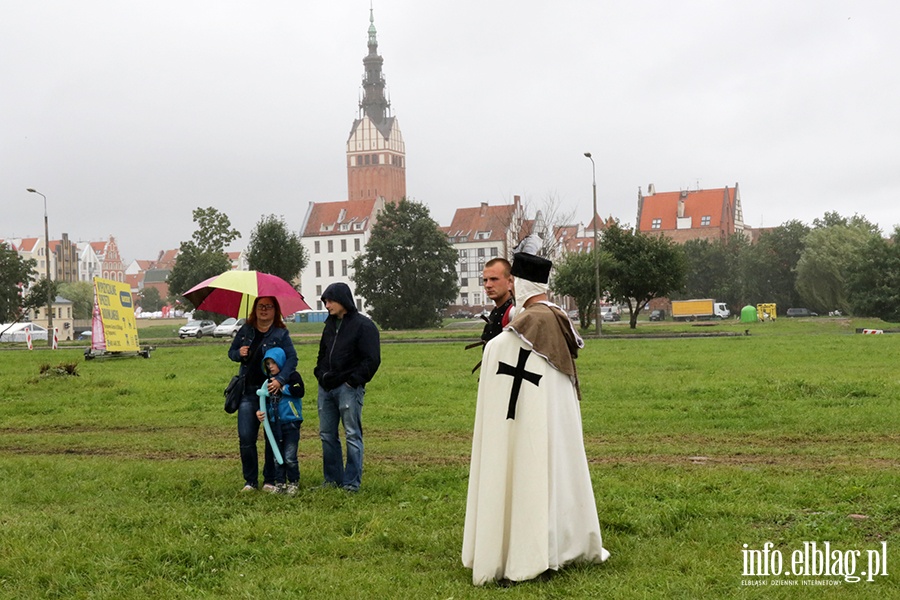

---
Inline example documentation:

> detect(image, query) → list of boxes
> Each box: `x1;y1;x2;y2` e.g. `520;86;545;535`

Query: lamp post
583;153;601;337
26;188;53;346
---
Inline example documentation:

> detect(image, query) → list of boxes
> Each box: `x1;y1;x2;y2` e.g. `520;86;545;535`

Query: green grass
1;320;899;598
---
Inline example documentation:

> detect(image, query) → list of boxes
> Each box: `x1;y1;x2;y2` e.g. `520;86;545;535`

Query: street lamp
583;153;601;337
26;188;53;346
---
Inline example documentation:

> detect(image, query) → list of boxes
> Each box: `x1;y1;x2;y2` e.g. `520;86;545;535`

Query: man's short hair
484;257;512;276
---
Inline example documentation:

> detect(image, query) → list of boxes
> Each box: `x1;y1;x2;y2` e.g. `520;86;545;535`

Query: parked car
649;309;665;322
450;310;472;319
785;308;818;318
213;318;245;338
179;319;216;339
601;310;621;322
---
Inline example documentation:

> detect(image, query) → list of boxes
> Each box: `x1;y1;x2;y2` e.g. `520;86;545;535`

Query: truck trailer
670;299;730;321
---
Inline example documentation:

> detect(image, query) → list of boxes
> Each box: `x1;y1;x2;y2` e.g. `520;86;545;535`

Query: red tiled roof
638;187;736;232
303;199;379;237
15;238;39;252
447;203;516;242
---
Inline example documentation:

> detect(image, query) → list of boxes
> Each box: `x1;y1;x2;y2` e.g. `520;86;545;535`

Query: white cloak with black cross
462;320;609;585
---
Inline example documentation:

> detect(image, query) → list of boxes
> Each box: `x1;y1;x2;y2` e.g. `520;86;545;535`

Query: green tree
167;207;240;318
246;215;308;284
551;249;610;329
58;281;94;319
795;213;881;314
0;242;37;322
741;220;809;314
846;226;900;321
189;206;241;253
680;235;748;310
352;199;458;329
139;287;164;313
601;223;686;329
22;278;59;321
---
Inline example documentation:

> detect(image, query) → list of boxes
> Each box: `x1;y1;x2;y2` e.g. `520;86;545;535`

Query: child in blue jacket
256;347;304;495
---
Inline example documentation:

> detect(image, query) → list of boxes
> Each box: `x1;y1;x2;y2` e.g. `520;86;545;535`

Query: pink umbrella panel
182;271;311;319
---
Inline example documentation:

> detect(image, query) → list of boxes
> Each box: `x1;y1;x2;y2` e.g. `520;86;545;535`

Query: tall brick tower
346;8;406;203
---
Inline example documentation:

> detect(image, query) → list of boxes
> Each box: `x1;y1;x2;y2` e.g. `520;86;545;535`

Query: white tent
0;323;49;343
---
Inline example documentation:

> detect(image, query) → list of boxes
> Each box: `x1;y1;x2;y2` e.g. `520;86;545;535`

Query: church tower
346;8;406;203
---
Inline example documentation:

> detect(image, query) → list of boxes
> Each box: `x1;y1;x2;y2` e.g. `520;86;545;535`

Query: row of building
4;9;752;333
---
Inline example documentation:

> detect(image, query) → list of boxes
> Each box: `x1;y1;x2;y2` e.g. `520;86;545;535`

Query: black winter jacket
314;283;381;391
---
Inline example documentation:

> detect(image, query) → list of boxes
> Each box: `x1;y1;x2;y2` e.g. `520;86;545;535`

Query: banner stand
84;277;152;360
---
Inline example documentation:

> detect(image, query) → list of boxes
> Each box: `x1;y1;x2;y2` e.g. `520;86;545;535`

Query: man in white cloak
462;238;609;585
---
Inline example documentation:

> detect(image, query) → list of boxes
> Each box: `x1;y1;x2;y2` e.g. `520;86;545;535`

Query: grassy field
1;319;899;598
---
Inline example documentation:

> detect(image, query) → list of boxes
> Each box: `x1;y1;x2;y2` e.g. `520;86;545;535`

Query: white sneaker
286;483;299;496
241;484;256;492
262;483;277;493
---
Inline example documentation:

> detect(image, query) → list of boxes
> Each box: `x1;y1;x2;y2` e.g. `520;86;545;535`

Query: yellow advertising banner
93;277;140;351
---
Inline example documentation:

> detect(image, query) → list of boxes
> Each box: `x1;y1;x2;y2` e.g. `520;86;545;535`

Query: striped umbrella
182;270;310;318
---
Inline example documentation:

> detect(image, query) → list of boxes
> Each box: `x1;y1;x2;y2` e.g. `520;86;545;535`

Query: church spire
360;5;390;124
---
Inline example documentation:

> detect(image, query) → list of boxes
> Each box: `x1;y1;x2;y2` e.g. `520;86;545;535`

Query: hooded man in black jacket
314;282;381;491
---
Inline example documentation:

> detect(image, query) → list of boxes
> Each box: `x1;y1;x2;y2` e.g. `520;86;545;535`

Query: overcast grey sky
3;1;898;262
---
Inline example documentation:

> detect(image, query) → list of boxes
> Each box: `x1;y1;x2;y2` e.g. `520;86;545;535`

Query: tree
58;281;94;319
551;249;610;329
0;243;37;323
845;226;900;321
795;213;881;314
601;223;686;329
679;235;749;311
246;215;308;284
189;206;241;254
168;207;240;317
741;220;809;314
22;277;58;321
352;199;459;329
139;287;164;313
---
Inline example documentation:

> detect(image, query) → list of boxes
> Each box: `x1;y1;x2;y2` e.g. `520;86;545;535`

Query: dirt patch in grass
2;425;898;471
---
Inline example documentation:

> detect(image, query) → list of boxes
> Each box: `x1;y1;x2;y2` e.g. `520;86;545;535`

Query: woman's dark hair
246;296;286;329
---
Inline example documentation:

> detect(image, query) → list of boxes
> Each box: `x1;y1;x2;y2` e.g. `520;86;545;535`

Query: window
340;223;349;231
357;299;363;310
477;248;485;257
316;300;323;310
354;238;361;251
316;285;322;296
490;247;498;257
315;261;321;277
328;261;334;277
701;216;711;226
651;218;662;229
459;249;468;258
372;154;379;165
327;240;333;253
341;239;347;252
341;260;348;276
461;293;469;306
356;156;363;166
314;241;320;253
460;276;468;287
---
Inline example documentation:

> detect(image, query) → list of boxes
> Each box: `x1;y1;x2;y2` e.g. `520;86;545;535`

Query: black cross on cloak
496;347;543;419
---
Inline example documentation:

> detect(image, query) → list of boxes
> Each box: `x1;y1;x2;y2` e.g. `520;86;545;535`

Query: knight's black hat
511;252;552;284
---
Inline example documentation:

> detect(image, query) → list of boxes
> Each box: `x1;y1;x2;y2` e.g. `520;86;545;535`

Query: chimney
677;198;685;218
480;202;488;216
647;183;655;195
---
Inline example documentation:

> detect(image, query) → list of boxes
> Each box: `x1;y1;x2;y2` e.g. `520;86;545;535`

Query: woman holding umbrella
228;296;298;492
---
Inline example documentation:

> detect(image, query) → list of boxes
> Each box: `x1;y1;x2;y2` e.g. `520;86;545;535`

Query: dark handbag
224;374;244;414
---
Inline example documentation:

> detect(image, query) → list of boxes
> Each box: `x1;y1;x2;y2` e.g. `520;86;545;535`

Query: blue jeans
317;383;365;490
265;421;300;485
237;394;274;487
